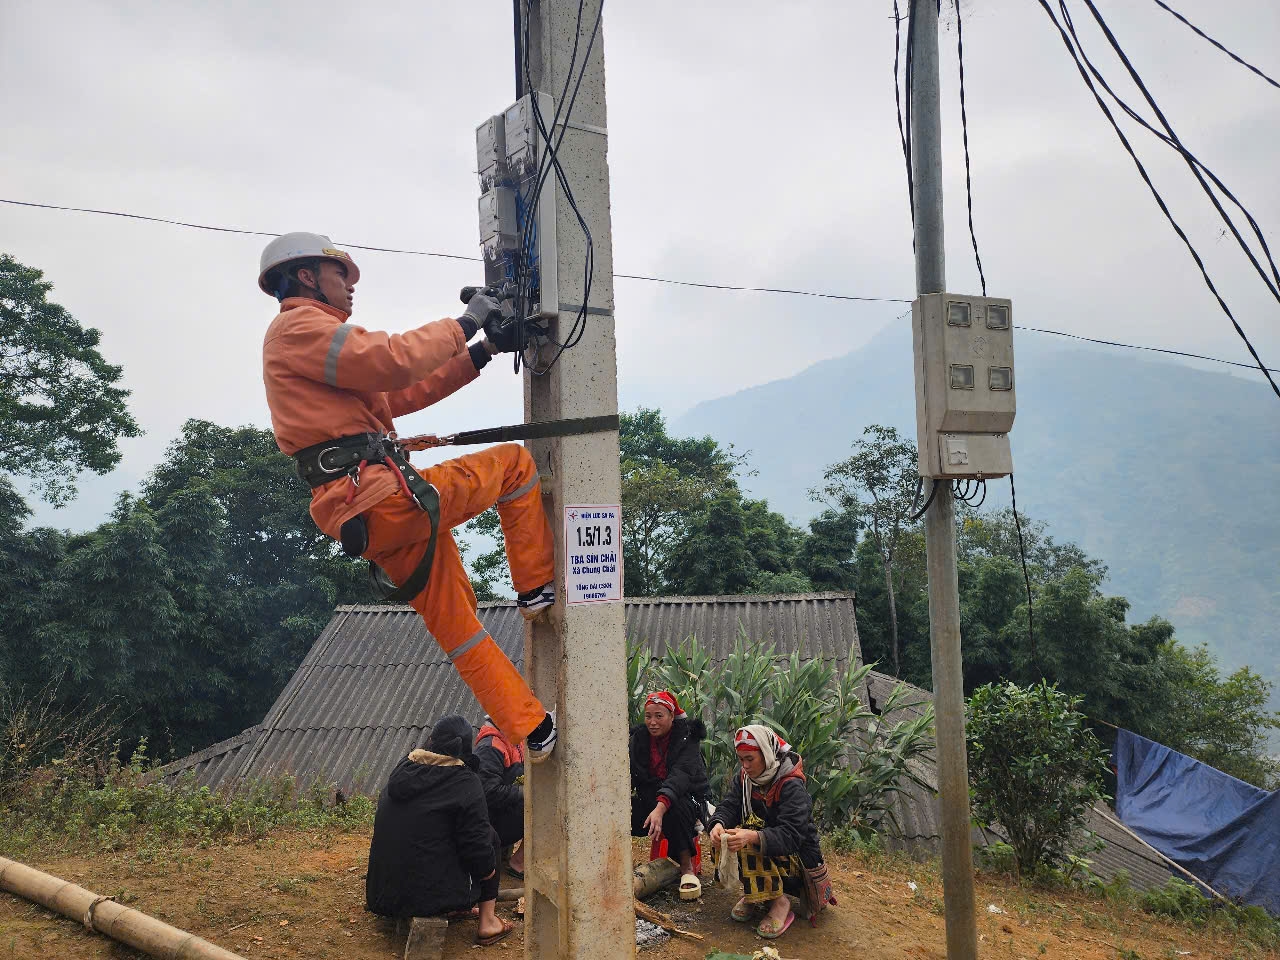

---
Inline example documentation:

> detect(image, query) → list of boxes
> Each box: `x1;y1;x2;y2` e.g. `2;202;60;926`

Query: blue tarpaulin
1114;729;1280;915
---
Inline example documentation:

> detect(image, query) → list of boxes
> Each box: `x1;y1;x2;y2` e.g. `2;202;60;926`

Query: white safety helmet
258;232;361;299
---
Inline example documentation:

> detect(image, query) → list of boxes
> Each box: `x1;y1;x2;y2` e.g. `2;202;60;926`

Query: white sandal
679;872;702;901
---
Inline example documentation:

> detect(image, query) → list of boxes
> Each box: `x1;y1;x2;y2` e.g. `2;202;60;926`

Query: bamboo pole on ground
0;855;247;960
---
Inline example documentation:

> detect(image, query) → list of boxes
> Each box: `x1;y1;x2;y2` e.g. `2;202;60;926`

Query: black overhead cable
1009;473;1037;673
1065;0;1280;306
1053;3;1280;300
940;5;1029;657
953;0;987;296
2;196;1276;378
1149;0;1280;90
513;0;602;376
1032;0;1280;402
894;0;916;234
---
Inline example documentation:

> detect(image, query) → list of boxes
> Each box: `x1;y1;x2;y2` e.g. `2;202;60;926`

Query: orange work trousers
362;443;553;743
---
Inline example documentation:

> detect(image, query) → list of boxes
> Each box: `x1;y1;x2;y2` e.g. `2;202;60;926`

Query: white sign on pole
563;505;622;605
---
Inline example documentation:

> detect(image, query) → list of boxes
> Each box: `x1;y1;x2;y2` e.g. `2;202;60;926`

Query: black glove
456;292;504;340
484;312;527;354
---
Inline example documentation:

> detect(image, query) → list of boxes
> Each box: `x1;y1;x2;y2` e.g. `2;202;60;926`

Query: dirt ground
0;830;1273;960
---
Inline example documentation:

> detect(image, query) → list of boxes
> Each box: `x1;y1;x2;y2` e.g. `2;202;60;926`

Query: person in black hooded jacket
629;691;710;899
365;715;513;946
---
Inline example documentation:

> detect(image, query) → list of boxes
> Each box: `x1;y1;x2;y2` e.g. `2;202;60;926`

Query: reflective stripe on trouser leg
410;524;544;744
491;445;555;596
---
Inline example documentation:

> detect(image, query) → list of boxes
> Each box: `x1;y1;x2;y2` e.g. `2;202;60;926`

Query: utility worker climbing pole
258;232;557;760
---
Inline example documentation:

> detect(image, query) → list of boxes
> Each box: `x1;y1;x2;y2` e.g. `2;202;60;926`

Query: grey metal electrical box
473;92;558;317
912;293;1015;479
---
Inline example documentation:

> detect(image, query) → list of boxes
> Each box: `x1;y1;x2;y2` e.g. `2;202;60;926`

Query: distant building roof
162;592;1175;890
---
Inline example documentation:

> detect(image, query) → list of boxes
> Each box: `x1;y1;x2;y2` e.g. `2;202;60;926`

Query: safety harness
292;414;619;603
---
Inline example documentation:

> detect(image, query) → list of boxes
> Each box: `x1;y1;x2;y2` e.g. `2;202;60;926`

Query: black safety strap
291;435;439;603
369;446;440;604
444;414;619;447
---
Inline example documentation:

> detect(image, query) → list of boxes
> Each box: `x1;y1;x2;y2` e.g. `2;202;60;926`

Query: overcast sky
3;0;1278;530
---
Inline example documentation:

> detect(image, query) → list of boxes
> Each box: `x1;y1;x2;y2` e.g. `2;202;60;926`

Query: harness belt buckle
314;446;351;475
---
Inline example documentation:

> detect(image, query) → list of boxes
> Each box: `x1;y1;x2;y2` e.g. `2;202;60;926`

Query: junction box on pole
912;292;1016;479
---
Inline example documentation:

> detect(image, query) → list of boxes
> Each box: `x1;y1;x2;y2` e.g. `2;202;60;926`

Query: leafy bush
966;680;1109;876
628;631;935;834
974;840;1018;876
1140;878;1211;924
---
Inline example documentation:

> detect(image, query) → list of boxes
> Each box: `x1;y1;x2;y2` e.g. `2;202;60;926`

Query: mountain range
674;319;1280;698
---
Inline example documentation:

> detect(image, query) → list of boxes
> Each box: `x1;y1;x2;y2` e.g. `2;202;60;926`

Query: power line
3;195;1275;376
1149;0;1280;90
953;0;987;296
1016;325;1279;373
1032;0;1280;401
0;197;910;303
1065;0;1280;309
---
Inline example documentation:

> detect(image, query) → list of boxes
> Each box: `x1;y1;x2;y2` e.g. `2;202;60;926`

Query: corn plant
626;634;652;727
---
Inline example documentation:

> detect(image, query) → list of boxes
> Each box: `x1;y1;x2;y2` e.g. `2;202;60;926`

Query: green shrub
974;840;1018;876
1140;878;1211;924
966;680;1109;877
627;630;935;835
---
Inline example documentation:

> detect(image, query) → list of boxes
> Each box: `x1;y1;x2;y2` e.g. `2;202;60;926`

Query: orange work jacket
262;297;478;539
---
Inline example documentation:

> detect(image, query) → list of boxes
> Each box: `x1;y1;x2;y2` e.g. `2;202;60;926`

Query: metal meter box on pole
476;91;559;318
511;3;634;960
912;293;1015;478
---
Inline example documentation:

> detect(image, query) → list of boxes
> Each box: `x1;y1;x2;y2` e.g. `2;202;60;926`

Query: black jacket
475;734;524;814
628;717;710;812
708;753;824;867
365;750;496;918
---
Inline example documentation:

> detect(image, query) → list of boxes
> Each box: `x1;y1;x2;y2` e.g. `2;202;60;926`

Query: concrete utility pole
909;2;980;958
514;3;635;960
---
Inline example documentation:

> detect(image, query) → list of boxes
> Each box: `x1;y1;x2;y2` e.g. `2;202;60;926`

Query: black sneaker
517;583;555;622
526;710;557;763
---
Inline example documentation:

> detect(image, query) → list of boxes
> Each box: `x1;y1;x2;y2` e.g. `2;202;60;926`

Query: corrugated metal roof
161;592;1176;891
160;594;859;797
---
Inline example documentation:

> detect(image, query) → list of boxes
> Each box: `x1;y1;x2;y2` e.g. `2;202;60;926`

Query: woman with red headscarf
629;691;710;900
707;723;834;939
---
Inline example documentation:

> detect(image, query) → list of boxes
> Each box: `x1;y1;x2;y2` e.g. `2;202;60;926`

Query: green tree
141;420;367;715
0;478;67;694
967;680;1110;877
0;254;141;505
618;408;743;596
796;507;860;593
1148;644;1280;788
15;420;369;758
814;425;920;676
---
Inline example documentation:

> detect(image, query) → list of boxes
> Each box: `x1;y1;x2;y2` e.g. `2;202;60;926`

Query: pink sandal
756;909;795;939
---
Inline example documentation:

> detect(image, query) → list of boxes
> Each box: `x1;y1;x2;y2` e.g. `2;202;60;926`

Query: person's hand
483;311;525;353
457;292;505;340
709;823;724;847
643;803;666;840
725;828;759;853
480;869;496;881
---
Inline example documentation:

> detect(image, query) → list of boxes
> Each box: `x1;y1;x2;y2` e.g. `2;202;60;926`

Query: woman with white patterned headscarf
707;724;834;939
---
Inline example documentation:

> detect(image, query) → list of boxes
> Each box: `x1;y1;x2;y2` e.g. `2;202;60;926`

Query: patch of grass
825;826;883;856
0;740;374;859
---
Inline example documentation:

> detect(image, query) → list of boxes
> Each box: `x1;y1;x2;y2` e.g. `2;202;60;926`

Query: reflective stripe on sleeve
323;323;353;387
